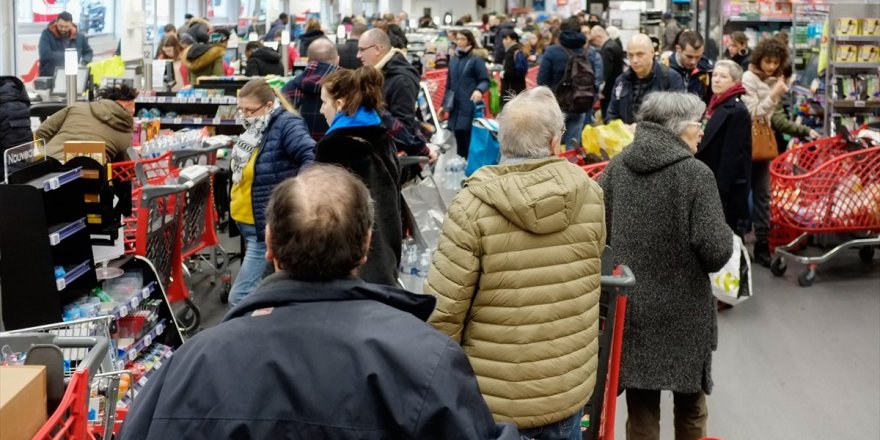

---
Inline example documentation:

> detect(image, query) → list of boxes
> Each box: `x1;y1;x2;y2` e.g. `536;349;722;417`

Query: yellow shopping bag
582;120;634;160
88;56;125;87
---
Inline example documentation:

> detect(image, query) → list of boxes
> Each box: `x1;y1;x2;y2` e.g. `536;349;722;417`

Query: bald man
590;26;625;117
282;38;340;140
605;33;684;124
357;29;421;132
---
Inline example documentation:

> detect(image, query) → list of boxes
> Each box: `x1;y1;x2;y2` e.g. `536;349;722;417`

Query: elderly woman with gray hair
599;91;733;440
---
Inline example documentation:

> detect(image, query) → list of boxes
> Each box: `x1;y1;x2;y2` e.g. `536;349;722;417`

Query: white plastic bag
710;234;753;306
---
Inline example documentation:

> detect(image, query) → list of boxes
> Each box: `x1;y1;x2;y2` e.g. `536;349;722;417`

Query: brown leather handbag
751;118;778;161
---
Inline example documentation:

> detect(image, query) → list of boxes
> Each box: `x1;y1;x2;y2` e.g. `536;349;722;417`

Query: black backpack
554;48;595;113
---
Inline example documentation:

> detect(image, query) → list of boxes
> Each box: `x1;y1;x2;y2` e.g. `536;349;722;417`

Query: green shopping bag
489;78;501;116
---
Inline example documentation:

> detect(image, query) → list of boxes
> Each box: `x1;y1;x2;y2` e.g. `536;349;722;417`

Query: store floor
186;159;880;440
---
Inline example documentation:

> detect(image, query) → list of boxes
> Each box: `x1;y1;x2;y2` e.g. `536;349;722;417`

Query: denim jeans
563;112;587;150
229;222;268;306
518;408;584;440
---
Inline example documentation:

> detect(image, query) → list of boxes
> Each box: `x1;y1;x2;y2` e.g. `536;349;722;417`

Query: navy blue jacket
38;21;94;77
696;92;752;231
442;50;489;131
251;108;315;241
118;273;519;440
605;61;685;124
668;53;714;104
537;31;603;94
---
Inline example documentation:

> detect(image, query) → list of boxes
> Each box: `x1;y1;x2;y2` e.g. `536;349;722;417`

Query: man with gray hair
357;28;421;132
425;86;606;435
282;38;339;140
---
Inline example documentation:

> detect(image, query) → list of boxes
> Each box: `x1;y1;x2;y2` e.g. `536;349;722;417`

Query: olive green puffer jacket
425;157;606;429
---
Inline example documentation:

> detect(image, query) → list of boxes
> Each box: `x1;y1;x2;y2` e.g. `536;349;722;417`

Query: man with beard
39;12;94;77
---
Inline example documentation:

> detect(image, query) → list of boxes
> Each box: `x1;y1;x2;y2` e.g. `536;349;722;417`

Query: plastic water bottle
414;250;433;279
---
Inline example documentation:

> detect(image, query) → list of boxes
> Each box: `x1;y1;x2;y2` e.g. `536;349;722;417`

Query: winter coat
337;38;362;69
605;61;685;124
537;31;603;93
297;30;326;55
37;100;133;162
599;38;625;110
442;50;490;131
727;49;752;70
118;273;519;440
492;23;516;63
182;43;226;83
425;157;605;429
598;122;732;395
282;61;339;141
741;69;779;124
501;43;527;103
668;53;714;104
0;76;34;178
250;107;316;241
245;47;284;76
316;113;402;286
38;21;94;77
696;92;752;231
377;51;422;131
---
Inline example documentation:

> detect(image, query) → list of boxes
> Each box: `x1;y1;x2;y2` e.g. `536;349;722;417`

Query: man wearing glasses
39;11;94;77
357;29;421;133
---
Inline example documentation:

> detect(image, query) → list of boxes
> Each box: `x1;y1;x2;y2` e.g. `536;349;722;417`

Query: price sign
144;334;153;347
47;177;61;190
130;295;140;309
119;305;128;317
56;278;66;290
187;97;197;104
193;117;203;124
855;100;866;108
128;350;137;361
49;233;61;246
173;117;183;124
157;97;166;103
213;117;221;125
154;360;162;370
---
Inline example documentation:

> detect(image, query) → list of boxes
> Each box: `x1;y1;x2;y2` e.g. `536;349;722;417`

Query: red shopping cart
768;125;880;286
582;161;609;180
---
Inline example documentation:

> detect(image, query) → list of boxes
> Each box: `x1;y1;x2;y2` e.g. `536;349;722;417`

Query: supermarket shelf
113;281;158;319
832;35;880;43
830;100;880;110
55;260;91;291
122;319;167;363
48;218;87;246
135;117;243;126
727;17;793;23
830;62;880;69
120;349;174;405
26;167;82;192
135;96;237;105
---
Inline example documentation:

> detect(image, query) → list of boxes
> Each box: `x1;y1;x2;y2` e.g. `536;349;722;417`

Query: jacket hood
292;61;338;95
466;157;593;235
183;44;225;71
327;107;382;134
379;50;419;78
89;99;134;132
225;272;437;322
0;76;30;105
48;20;78;40
250;47;281;63
620;122;692;174
559;31;587;49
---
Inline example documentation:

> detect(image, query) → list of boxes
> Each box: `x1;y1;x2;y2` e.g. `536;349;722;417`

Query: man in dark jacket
337;22;366;69
606;33;685;125
282;38;339;141
666;30;714;104
244;41;284;76
499;29;527;108
38;12;94;77
358;29;421;132
492;16;515;63
264;13;288;41
538;17;603;149
590;26;625;117
0;76;33;179
118;164;518;440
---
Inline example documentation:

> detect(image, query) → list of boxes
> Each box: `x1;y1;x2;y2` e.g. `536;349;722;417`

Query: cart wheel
770;257;787;277
859;246;875;263
177;297;202;335
798;268;816;287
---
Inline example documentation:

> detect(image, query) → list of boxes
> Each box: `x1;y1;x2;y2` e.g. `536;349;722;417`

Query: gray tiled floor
189;157;880;440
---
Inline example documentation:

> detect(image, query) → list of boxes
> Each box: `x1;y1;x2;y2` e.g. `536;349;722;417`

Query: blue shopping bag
465;118;500;177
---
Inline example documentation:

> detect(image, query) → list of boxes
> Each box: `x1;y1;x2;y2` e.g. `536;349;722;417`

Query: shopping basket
768;126;880;286
0;319;127;440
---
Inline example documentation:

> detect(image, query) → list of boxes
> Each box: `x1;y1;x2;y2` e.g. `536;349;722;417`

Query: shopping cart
768;125;880;286
0;317;128;439
582;161;609;180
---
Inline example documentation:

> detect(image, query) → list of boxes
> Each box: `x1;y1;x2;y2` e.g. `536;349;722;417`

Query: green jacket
182;44;226;84
770;101;811;139
425;157;606;429
38;99;132;162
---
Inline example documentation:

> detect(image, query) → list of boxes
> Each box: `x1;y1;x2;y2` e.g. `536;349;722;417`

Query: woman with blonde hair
227;79;315;305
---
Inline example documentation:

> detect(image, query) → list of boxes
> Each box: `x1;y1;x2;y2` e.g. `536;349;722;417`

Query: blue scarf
326;107;382;135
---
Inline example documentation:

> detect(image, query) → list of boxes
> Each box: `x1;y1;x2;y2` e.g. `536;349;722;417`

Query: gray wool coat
599;122;733;394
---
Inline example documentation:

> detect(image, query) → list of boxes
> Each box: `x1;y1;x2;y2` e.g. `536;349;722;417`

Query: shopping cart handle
141;184;191;200
600;264;635;288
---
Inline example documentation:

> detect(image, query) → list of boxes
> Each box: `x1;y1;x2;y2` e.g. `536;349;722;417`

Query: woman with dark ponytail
317;66;402;286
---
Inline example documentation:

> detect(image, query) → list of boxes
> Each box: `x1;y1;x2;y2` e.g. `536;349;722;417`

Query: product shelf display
824;1;880;134
134;88;243;136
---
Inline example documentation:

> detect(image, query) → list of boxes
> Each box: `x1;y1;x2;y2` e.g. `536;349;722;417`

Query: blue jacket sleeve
589;48;603;89
39;31;64;70
668;67;685;91
605;76;623;123
473;57;490;94
282;116;316;170
537;49;553;86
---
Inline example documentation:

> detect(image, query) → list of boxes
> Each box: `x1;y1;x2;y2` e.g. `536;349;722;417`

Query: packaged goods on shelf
865;18;880;37
836;18;861;36
858;45;880;64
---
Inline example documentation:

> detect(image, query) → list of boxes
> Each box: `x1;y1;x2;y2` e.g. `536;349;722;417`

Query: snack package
858;45;880;64
863;18;880;36
836;18;861;36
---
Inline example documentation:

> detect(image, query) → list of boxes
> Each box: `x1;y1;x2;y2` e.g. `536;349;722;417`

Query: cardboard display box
0;366;48;440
